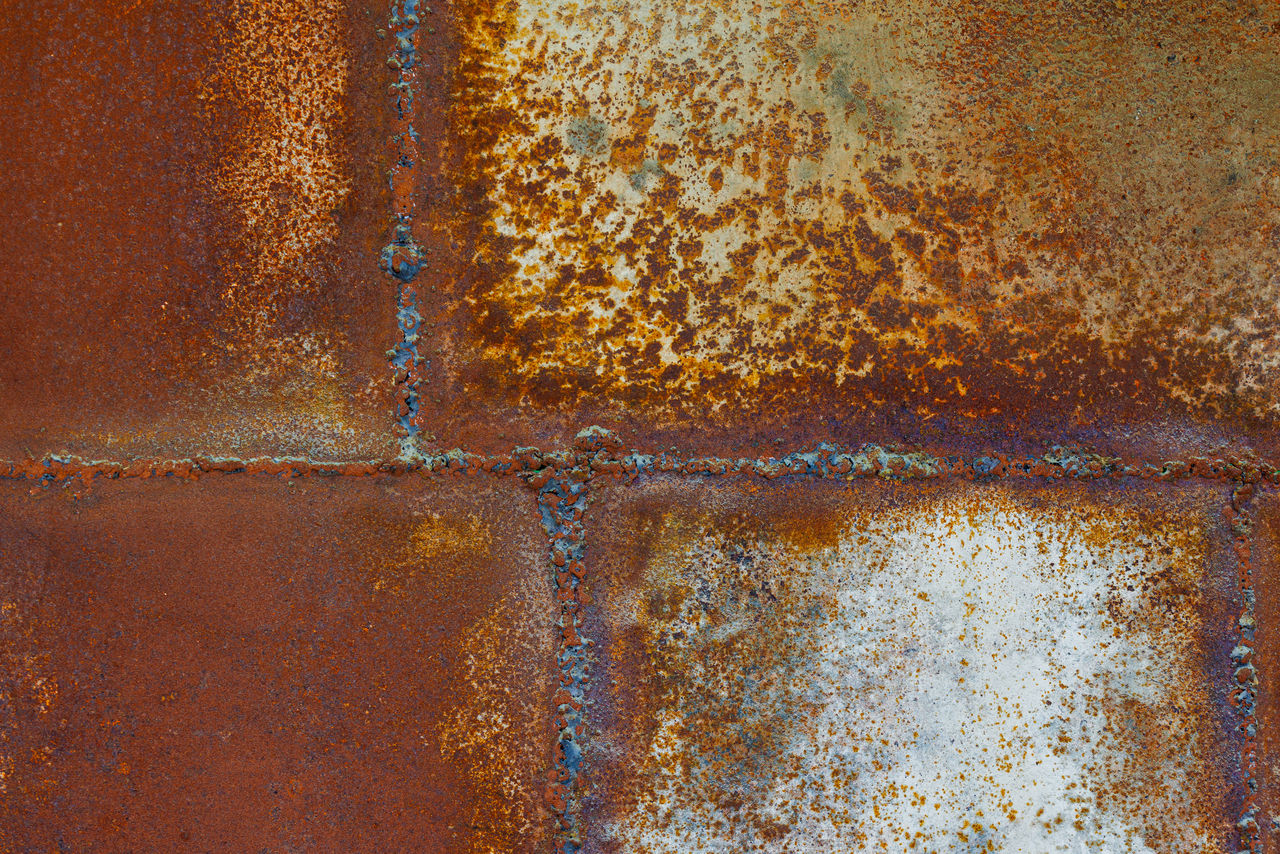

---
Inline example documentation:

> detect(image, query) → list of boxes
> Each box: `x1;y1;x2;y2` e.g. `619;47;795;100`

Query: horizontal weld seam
5;444;1273;485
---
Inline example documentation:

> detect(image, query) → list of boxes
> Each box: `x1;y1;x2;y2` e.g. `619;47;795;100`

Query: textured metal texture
583;474;1242;851
2;0;1279;851
0;0;398;460
0;475;555;851
412;0;1280;458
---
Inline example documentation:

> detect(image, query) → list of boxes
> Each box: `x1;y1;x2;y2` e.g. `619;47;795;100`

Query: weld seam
532;461;590;854
5;438;1279;486
382;0;425;461
1230;481;1260;852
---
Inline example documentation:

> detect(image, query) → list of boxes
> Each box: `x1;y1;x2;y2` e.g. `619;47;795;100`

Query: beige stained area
599;487;1224;852
448;0;1280;417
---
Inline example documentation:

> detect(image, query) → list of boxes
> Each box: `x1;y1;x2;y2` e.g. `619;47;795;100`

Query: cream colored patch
607;490;1221;852
462;0;962;383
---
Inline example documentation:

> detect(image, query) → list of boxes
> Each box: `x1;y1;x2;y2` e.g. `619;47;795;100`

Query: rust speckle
0;0;398;461
418;0;1280;453
583;476;1240;852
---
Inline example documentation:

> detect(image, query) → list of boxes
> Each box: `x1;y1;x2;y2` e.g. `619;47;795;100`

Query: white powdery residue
611;492;1217;853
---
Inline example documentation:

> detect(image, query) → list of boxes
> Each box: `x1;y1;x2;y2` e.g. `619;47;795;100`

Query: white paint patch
605;490;1221;853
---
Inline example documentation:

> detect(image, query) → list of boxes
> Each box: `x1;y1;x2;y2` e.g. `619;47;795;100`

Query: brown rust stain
426;0;1280;444
0;476;556;852
0;0;398;460
1251;488;1280;850
583;477;1239;852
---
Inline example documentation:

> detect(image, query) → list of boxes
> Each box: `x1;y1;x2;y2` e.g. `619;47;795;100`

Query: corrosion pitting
584;478;1240;852
194;0;388;453
424;0;1280;446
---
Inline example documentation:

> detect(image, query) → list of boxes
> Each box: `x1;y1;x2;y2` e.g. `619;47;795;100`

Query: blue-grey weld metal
383;0;424;459
538;468;591;854
1231;483;1260;853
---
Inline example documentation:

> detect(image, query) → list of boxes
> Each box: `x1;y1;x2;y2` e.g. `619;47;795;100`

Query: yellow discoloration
444;0;1280;422
369;514;494;594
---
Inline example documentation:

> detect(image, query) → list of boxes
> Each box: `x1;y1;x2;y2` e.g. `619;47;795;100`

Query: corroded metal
1253;488;1280;851
583;476;1243;852
0;476;556;851
3;0;1279;850
0;0;398;461
412;0;1280;456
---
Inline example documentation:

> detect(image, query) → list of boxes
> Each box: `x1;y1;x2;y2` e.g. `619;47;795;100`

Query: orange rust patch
426;0;1280;445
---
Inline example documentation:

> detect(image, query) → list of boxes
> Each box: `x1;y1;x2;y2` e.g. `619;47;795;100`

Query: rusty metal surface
0;0;398;461
1253;487;1280;848
581;474;1241;851
2;0;1279;850
411;0;1280;457
0;475;556;852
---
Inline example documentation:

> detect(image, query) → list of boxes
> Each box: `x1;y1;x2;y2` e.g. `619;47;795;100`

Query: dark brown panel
0;0;398;460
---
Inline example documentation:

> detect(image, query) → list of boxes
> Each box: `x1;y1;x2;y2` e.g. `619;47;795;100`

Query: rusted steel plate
0;0;398;460
414;0;1280;457
1253;487;1280;847
0;475;556;852
581;476;1241;851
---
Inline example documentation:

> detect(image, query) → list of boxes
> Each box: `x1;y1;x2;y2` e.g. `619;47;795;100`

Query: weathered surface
1252;488;1280;848
0;475;556;852
582;476;1240;852
0;0;398;460
1;0;1274;850
416;0;1280;456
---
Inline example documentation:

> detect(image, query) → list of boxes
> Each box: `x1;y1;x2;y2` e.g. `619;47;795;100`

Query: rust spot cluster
419;0;1280;444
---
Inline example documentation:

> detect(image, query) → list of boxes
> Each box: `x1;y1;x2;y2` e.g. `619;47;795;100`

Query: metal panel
0;0;398;460
1;0;1277;850
0;475;556;852
581;475;1241;852
414;0;1280;456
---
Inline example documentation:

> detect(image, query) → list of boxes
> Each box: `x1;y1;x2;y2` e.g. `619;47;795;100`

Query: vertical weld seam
539;465;590;854
1232;481;1260;852
383;0;425;461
